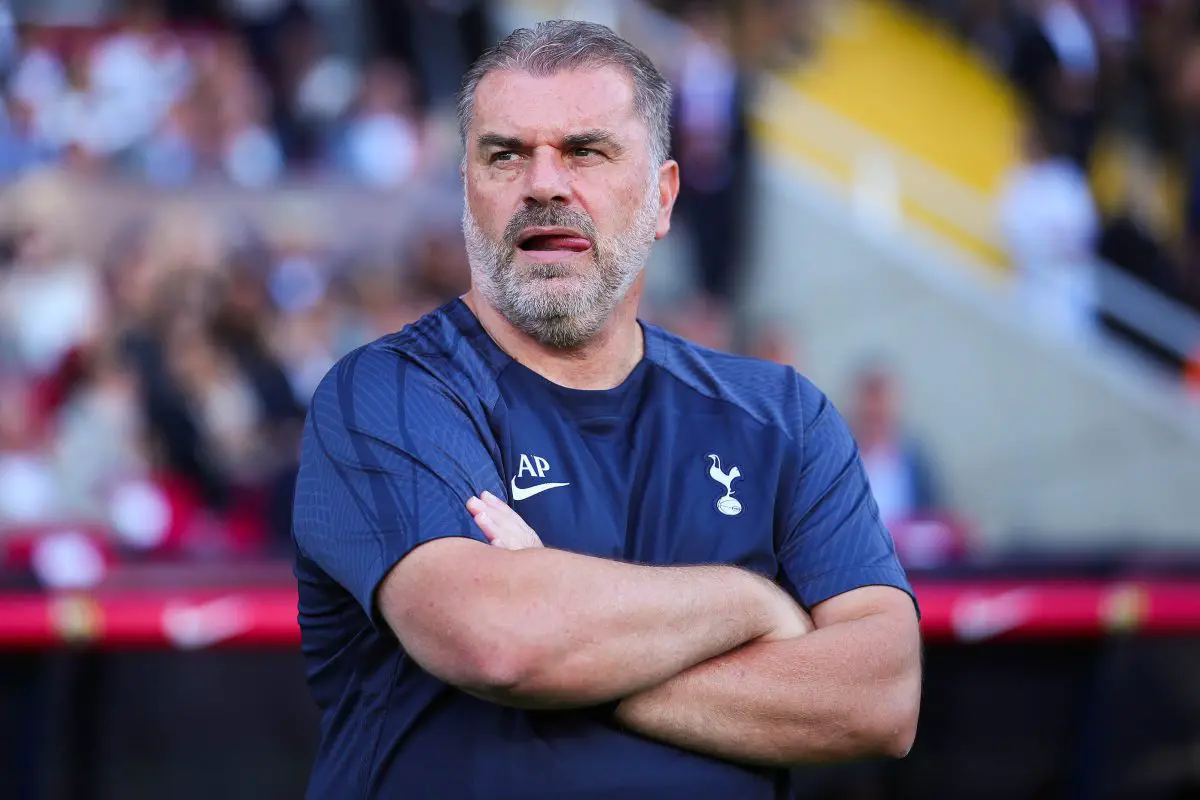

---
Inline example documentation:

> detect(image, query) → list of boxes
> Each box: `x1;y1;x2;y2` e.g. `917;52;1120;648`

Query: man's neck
463;288;645;391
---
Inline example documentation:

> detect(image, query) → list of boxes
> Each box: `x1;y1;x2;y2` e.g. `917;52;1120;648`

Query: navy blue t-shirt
292;298;915;800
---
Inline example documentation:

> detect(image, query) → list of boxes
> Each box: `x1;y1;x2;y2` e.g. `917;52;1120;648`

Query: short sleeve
292;345;502;625
777;380;919;616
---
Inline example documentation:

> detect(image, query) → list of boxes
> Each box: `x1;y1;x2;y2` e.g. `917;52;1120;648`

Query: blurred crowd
0;0;463;187
903;0;1200;365
0;170;482;585
3;0;923;587
0;0;495;585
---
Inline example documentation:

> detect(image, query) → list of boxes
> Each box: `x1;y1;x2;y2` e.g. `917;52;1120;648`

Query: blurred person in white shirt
0;172;103;377
335;58;424;189
85;1;192;160
998;112;1100;342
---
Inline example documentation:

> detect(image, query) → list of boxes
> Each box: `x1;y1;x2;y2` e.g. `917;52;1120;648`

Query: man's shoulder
310;301;500;428
645;323;823;438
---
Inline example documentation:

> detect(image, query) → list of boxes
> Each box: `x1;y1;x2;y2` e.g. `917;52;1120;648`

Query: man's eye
491;151;518;163
572;148;600;158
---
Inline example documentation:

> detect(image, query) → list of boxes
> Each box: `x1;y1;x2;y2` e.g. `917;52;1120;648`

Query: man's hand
466;492;544;550
758;587;815;641
465;494;813;640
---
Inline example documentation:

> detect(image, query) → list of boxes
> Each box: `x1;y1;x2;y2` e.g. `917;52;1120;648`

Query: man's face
462;66;676;349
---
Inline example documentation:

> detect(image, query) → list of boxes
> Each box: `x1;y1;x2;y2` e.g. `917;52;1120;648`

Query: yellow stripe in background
787;0;1022;196
756;0;1183;268
755;118;1011;270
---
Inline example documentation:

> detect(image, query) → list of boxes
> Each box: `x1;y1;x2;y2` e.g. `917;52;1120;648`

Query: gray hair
456;20;673;168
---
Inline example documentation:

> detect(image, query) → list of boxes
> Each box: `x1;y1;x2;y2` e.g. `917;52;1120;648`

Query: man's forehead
471;67;639;140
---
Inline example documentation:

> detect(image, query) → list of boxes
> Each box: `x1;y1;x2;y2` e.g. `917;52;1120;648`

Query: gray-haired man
292;20;921;799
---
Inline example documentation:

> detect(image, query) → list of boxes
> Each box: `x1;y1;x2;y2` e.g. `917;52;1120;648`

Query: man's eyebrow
562;129;624;153
476;133;525;151
474;129;626;154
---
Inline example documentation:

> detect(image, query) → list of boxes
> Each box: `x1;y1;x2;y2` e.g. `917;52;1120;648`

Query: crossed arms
300;352;921;767
376;492;921;766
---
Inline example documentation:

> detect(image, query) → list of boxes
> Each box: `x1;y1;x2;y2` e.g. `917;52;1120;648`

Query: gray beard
463;182;659;349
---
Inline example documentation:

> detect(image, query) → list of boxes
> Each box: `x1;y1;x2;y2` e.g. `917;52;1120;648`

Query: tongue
524;235;591;252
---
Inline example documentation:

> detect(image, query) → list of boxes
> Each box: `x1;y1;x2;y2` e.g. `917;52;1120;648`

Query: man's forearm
476;548;784;706
387;541;788;709
612;610;922;765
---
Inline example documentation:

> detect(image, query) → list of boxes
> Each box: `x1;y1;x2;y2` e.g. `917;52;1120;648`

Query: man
292;20;921;800
849;363;942;532
1008;0;1099;168
670;2;753;310
998;111;1099;342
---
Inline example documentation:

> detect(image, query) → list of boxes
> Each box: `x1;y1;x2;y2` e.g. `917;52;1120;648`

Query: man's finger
466;496;488;517
481;491;507;509
480;491;538;536
472;512;504;544
471;504;527;544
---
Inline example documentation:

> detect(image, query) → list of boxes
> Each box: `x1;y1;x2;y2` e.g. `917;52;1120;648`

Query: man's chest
491;404;787;576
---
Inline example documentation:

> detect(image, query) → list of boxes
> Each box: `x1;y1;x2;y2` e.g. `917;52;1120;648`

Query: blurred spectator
1097;154;1180;301
847;362;968;570
0;172;103;378
670;1;754;311
1010;0;1101;168
370;0;493;111
0;381;56;527
847;362;943;532
746;317;804;370
287;21;359;158
653;295;735;352
209;38;285;188
264;209;341;405
408;222;472;303
333;58;424;189
0;93;56;179
998;112;1100;341
348;255;425;339
51;340;147;523
86;1;191;157
960;0;1019;71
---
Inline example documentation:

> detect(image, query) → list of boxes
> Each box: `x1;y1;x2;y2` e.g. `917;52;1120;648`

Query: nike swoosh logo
161;597;250;650
510;476;570;501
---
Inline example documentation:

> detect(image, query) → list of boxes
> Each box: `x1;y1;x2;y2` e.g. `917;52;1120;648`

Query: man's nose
524;147;573;206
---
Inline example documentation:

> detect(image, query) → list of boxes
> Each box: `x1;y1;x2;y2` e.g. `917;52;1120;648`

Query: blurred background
0;0;1198;797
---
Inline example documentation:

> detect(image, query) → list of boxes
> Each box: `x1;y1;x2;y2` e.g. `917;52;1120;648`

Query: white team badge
706;454;743;516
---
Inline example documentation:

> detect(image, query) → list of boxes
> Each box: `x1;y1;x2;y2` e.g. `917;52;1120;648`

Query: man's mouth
516;228;593;254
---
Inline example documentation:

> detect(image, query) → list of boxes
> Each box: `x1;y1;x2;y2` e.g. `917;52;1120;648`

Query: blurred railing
3;575;1200;650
